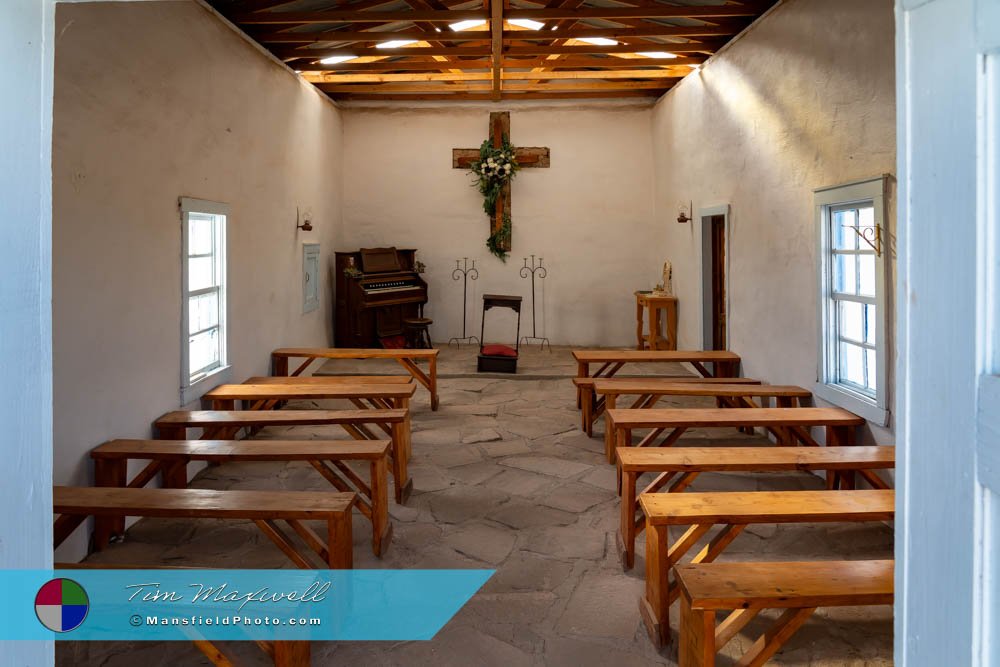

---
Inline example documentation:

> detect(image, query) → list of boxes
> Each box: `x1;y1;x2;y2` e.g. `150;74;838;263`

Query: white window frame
814;175;890;425
179;197;231;405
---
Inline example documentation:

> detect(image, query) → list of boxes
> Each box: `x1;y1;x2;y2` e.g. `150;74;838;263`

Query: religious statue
653;260;673;297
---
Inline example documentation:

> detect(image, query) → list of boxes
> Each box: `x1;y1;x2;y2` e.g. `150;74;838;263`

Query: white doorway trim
698;204;731;350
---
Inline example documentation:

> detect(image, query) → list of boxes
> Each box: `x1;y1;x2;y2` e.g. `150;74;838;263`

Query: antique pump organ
334;247;428;348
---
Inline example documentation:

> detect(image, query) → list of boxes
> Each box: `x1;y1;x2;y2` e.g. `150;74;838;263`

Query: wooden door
709;215;727;350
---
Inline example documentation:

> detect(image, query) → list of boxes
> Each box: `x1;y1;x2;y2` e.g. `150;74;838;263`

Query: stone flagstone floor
58;345;893;666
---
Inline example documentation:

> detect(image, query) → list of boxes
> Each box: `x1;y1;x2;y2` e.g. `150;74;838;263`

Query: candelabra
448;257;481;347
519;254;550;351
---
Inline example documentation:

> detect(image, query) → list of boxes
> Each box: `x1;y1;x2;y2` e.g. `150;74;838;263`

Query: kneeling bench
676;560;894;666
53;486;356;569
91;439;394;556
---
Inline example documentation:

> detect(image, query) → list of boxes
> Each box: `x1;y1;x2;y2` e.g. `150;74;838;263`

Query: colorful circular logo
35;578;89;633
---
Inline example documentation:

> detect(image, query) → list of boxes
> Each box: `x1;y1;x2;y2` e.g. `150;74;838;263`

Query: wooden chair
53;486;356;569
676;560;893;666
607;407;865;465
154;409;412;502
272;347;440;410
595;380;808;446
572;376;761;436
638;489;894;648
91;439;395;556
616;445;895;569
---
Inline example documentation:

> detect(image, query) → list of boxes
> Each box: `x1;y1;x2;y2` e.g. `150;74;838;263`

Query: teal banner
0;570;492;641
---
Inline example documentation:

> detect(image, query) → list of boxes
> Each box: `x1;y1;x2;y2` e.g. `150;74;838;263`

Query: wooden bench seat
91;439;395;556
572;376;761;435
597;380;808;446
272;347;440;410
615;445;895;569
676;560;894;666
205;382;416;416
638;489;894;648
607;407;865;464
54;486;356;569
155;409;412;502
246;375;413;385
572;349;742;409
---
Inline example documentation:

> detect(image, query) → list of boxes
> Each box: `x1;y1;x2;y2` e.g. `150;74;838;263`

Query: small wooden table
635;291;678;351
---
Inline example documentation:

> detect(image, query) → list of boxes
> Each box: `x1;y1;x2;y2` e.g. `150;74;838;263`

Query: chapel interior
45;0;904;664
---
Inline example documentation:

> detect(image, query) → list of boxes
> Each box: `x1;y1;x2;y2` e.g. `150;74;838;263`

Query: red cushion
482;344;517;357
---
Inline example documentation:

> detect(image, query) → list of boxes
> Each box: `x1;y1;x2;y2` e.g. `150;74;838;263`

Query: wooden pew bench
272;347;440;410
596;380;806;448
91;439;395;556
571;349;742;410
154;409;412;502
676;560;894;666
607;407;865;465
246;375;413;385
638;489;895;648
616;446;895;569
572;376;761;436
205;381;415;415
53;486;356;569
56;562;311;667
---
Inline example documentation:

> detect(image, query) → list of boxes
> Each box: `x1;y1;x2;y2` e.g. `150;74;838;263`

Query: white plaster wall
651;0;897;441
1;0;55;658
340;103;657;347
52;0;343;560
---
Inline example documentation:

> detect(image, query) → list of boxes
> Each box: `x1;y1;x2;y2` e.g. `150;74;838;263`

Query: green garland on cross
469;136;520;261
486;214;512;263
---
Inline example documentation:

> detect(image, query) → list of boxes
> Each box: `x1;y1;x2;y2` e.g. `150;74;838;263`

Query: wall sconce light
296;207;313;232
676;201;693;223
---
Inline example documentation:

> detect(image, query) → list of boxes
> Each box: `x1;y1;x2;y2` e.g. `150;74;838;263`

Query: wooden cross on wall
452;111;550;252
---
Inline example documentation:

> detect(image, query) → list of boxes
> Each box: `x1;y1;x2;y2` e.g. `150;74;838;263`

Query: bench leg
639;522;672;648
391;422;413;503
603;395;617;456
576;363;588;408
328;513;353;569
274;641;311;667
93;458;127;544
614;427;632;465
581;389;593;434
272;354;289;376
618;470;638;570
370;458;391;557
679;595;716;666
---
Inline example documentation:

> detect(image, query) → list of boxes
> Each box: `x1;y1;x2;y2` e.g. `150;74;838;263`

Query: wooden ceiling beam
491;0;503;100
295;55;705;71
232;4;765;25
279;39;718;61
315;80;674;92
303;68;686;82
328;90;664;100
250;23;741;44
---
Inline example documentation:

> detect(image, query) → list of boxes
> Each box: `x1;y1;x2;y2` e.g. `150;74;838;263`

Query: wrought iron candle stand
448;257;481;347
519;255;550;351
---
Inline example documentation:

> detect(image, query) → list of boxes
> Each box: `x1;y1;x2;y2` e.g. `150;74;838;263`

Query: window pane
832;208;859;250
189;291;219;334
858;253;876;297
866;348;878;392
838;341;866;388
833;254;858;295
189;328;220;375
837;300;865;343
188;256;215;291
858;205;874;228
189;214;215;256
865;304;877;345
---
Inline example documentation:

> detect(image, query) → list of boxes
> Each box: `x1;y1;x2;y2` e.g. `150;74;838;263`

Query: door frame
698;204;731;350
